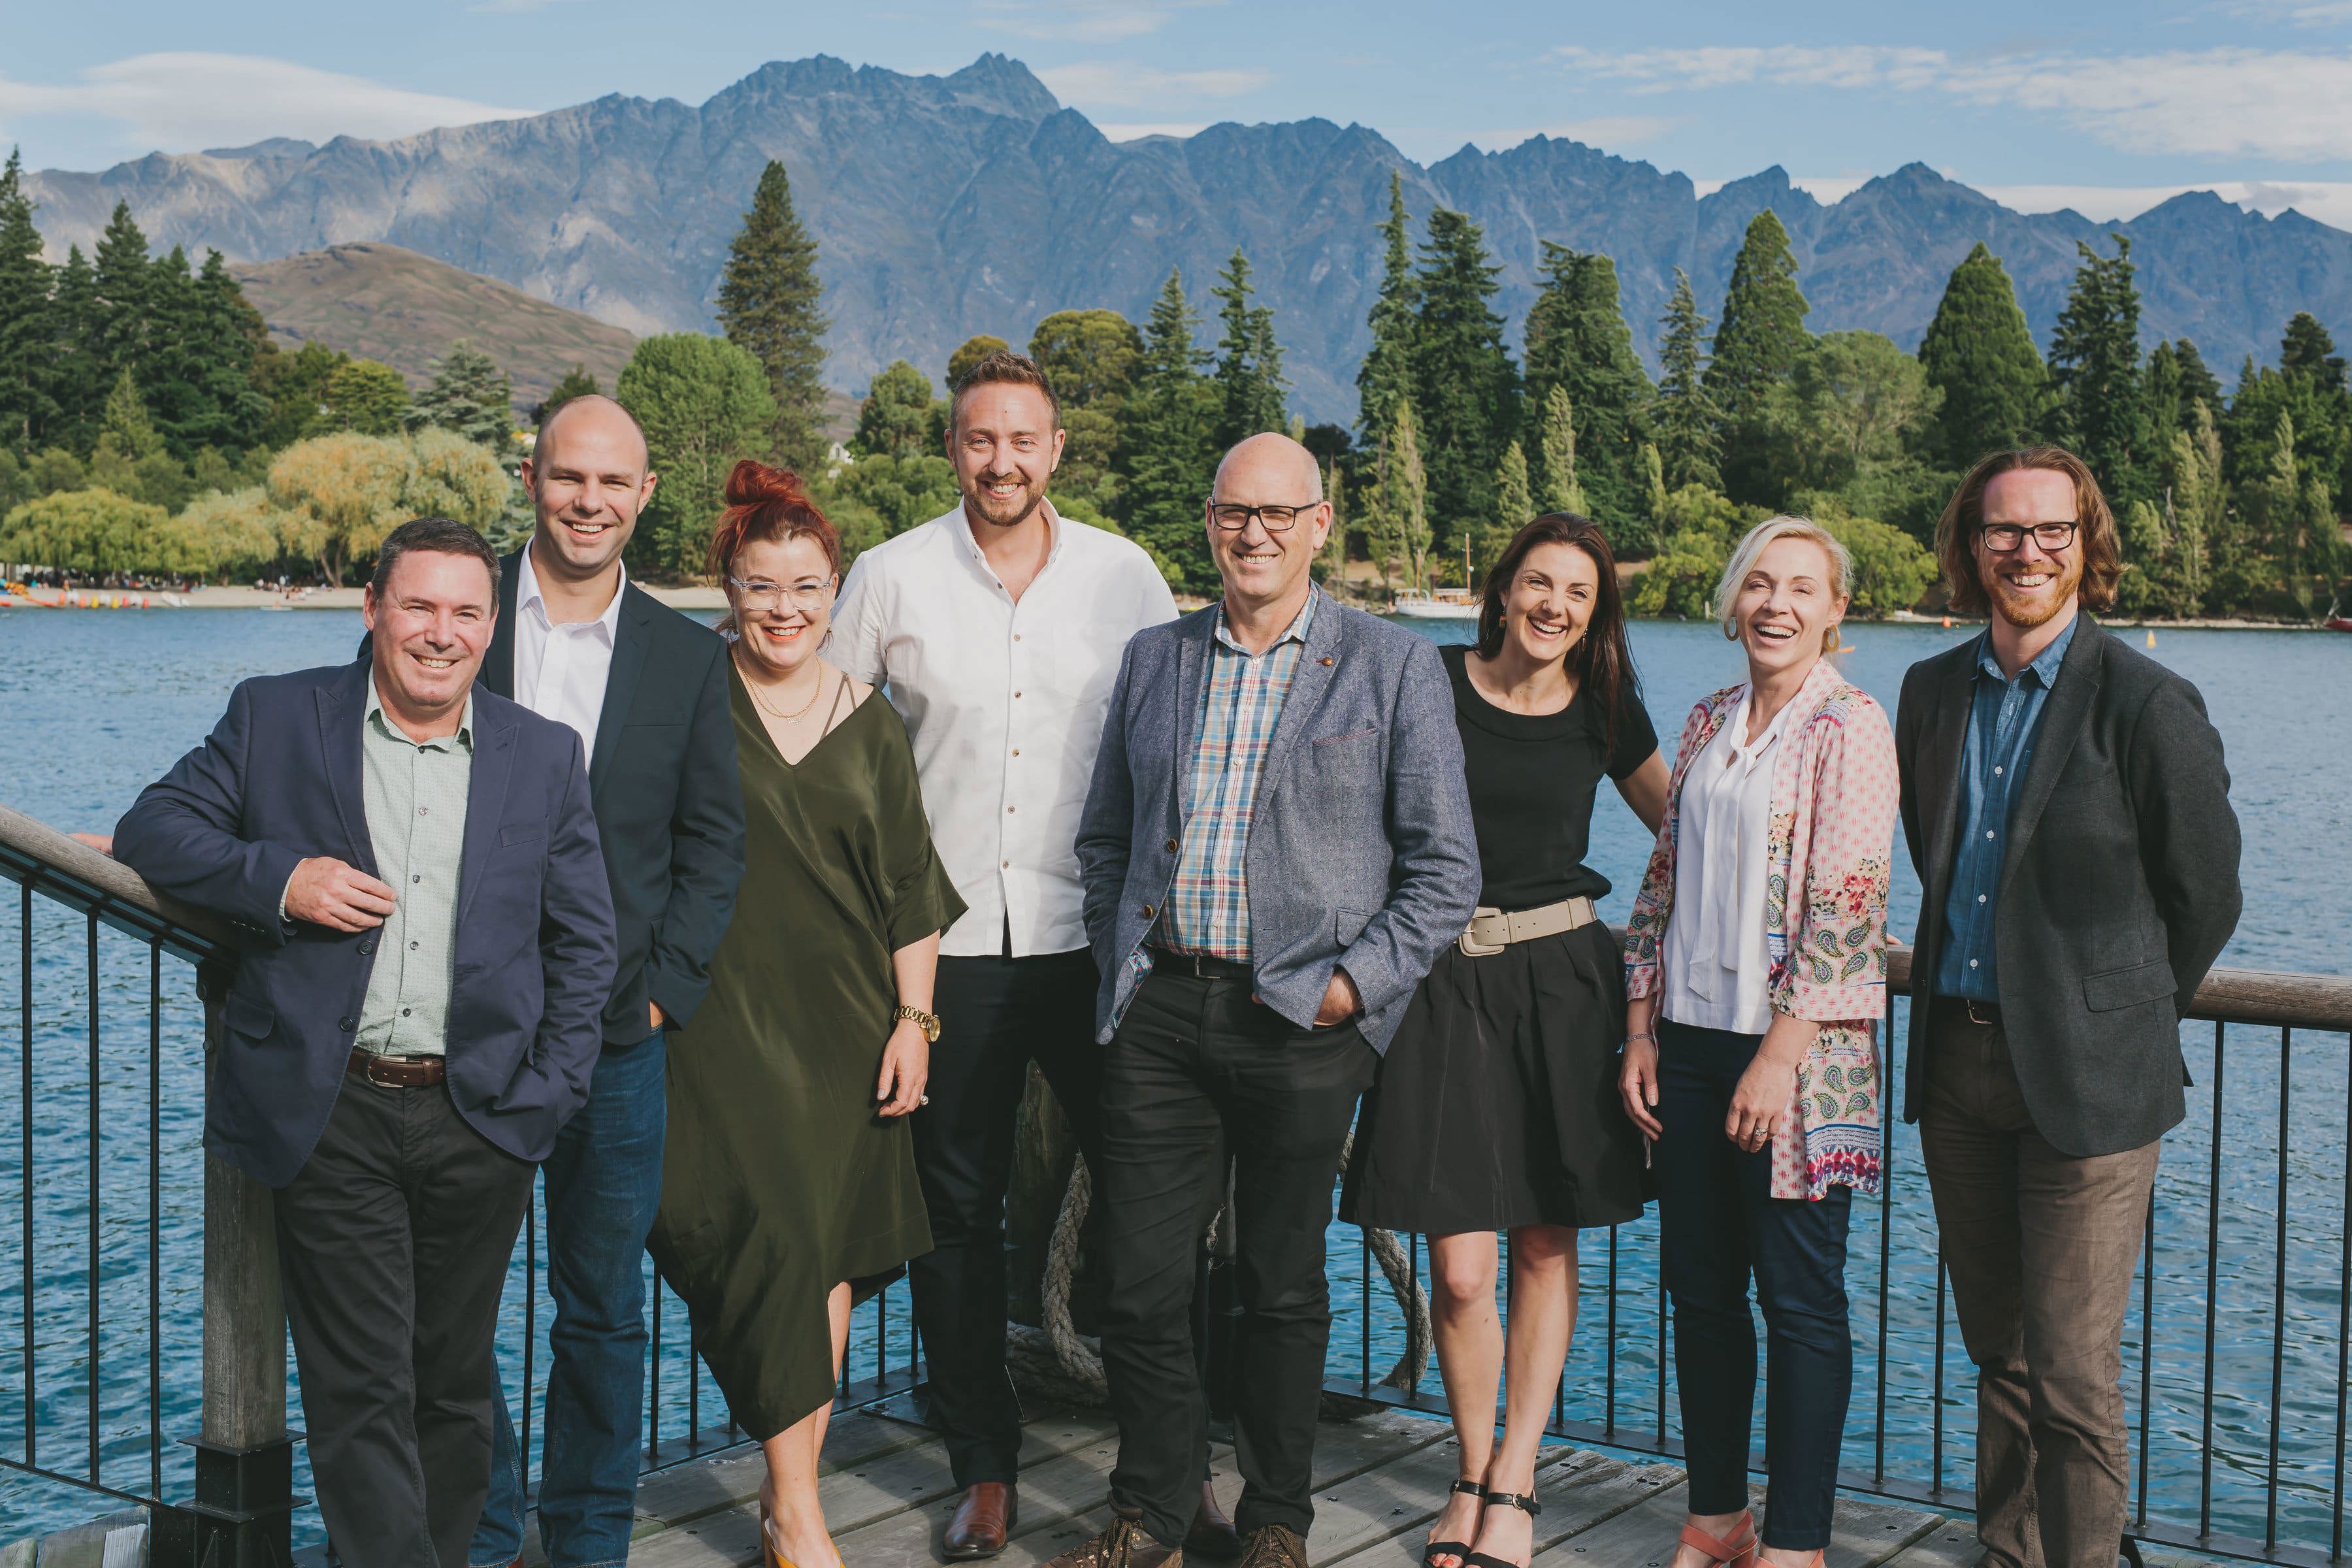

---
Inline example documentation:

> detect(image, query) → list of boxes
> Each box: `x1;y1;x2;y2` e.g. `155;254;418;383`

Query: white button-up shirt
514;542;625;761
832;503;1179;957
1661;689;1798;1036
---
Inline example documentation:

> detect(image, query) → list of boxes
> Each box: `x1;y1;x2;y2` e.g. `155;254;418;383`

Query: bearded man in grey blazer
1062;433;1480;1568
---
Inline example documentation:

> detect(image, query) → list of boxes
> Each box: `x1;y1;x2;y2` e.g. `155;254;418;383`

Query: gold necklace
736;649;828;721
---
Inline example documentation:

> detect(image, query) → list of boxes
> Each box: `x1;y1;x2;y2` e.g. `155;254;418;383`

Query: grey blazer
1076;589;1480;1053
1895;619;2243;1156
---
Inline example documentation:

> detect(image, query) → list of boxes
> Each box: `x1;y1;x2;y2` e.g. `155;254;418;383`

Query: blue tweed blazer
1075;587;1479;1053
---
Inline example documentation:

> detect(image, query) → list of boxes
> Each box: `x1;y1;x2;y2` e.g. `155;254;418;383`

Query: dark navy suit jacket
113;658;618;1187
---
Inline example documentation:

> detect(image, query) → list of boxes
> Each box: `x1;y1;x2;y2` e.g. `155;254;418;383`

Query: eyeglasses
1978;521;2078;553
1208;500;1320;532
726;576;833;611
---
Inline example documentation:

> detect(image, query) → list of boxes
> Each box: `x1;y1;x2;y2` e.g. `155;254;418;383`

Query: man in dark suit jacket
1895;448;2241;1568
114;519;618;1568
466;395;745;1568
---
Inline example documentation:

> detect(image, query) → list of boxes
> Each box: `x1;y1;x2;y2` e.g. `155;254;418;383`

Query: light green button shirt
355;683;475;1058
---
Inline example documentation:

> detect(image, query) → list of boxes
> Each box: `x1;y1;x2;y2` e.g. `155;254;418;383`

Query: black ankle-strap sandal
1421;1480;1488;1568
1460;1490;1541;1568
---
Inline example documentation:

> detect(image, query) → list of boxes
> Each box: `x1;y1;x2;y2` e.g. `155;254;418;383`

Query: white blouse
1660;689;1797;1035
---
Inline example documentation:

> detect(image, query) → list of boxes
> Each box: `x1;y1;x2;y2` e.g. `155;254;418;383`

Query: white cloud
1469;114;1683;152
2223;0;2352;23
975;1;1184;41
1788;173;1869;203
0;54;536;158
1550;42;2352;165
1036;61;1269;106
1094;121;1209;140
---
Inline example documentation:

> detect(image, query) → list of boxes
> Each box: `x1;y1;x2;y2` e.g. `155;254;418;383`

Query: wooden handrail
0;798;235;956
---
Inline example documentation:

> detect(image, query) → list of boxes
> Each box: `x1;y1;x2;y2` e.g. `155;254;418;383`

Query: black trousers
1097;967;1376;1549
273;1073;535;1568
910;947;1106;1486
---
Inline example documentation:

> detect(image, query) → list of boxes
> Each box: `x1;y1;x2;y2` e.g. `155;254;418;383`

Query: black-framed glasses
1208;500;1320;532
726;575;833;610
1978;521;2078;553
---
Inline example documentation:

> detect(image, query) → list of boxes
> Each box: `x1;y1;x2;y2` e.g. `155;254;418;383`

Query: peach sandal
1676;1510;1759;1568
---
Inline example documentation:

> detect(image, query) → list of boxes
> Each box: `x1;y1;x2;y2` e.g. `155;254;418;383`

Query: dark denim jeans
471;1031;667;1568
1654;1017;1854;1554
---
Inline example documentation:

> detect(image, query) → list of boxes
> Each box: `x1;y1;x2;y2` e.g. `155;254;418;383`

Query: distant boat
1390;587;1482;621
2328;599;2352;633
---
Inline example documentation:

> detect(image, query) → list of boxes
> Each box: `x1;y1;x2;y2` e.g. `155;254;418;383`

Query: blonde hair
1715;515;1852;655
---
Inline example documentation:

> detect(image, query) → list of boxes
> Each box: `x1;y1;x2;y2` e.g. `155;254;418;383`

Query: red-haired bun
706;460;841;580
723;459;811;510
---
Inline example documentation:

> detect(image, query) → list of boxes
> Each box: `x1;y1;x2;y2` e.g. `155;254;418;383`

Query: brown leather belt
1931;994;2004;1027
347;1048;448;1088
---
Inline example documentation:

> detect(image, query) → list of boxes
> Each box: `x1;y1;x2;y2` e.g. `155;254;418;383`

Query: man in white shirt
467;395;746;1568
831;351;1184;1560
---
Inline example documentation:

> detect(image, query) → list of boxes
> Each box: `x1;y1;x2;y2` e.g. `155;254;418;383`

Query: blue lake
0;606;2345;1550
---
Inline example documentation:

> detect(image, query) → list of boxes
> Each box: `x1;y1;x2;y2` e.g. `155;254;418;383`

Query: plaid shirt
1155;592;1318;960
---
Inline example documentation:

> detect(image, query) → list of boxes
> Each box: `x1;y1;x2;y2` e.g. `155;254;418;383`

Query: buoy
2146;630;2157;647
1941;615;1952;629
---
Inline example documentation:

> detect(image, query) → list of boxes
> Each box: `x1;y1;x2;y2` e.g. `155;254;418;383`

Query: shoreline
0;584;730;611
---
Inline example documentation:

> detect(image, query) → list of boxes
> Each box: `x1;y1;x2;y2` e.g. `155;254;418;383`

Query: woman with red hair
649;461;964;1568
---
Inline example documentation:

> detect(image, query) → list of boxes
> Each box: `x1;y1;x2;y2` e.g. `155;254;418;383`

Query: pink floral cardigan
1622;657;1900;1201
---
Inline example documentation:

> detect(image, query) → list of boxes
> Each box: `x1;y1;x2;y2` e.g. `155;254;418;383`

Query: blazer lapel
1919;644;1976;907
588;586;656;789
1259;591;1342;790
456;708;519;928
1173;610;1211;812
483;551;521;698
318;660;376;875
1997;617;2104;889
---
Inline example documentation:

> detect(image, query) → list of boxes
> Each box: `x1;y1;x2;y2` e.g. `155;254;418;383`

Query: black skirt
1341;920;1647;1234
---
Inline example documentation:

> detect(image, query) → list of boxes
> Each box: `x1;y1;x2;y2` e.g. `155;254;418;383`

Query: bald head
536;393;651;472
1213;432;1322;506
524;393;659;589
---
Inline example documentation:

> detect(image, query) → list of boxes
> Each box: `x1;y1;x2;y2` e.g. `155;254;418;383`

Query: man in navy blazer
114;519;616;1568
1065;434;1478;1568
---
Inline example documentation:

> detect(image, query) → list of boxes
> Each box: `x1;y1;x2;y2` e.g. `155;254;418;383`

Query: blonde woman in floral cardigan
1616;516;1899;1568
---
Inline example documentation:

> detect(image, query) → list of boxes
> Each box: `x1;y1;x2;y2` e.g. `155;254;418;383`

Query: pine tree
2048;235;2152;505
1522;244;1650;525
1356;171;1418;449
1210;248;1287;447
1409;207;1518;561
48;246;104;452
1652;269;1722;493
1918;241;2047;468
1114;269;1219;593
1381;399;1431;589
535;365;600;425
407;340;514;454
1488;440;1533;576
715;160;830;468
853;361;937;460
0;149;56;451
90;201;152;391
1537;384;1586;515
1704;209;1810;503
187;250;271;455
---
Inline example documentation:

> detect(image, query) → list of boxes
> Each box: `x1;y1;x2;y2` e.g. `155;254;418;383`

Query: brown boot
1041;1507;1184;1568
1184;1480;1241;1560
945;1482;1018;1560
1236;1524;1307;1568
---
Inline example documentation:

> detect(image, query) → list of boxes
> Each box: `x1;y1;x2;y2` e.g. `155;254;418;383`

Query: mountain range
24;53;2352;424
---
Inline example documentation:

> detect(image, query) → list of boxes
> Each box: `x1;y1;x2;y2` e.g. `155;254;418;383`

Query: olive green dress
649;666;964;1439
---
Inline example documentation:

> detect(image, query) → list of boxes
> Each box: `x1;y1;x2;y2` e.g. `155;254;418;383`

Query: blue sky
9;0;2352;227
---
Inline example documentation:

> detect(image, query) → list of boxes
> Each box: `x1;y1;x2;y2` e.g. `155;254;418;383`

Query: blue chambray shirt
1935;615;2078;1002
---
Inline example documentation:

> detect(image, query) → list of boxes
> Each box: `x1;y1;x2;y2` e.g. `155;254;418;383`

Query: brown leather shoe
1236;1523;1307;1568
1041;1507;1184;1568
1184;1480;1241;1559
945;1482;1019;1560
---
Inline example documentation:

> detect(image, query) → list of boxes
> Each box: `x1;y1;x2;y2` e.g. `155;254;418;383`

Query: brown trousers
1918;1001;2160;1568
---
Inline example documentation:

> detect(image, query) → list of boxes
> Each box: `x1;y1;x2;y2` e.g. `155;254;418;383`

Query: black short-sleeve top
1443;642;1659;911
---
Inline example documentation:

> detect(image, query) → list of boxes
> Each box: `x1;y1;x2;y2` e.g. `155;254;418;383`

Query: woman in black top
1343;514;1667;1568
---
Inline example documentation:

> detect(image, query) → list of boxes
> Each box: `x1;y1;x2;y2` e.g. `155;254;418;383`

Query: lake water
0;607;2345;1549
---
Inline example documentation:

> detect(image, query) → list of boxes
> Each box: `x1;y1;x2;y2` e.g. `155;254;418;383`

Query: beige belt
1458;895;1598;956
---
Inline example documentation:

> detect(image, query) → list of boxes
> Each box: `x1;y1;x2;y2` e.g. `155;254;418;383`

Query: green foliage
1211;249;1287;448
1799;497;1938;614
2048;235;2153;505
537;365;600;425
1356;171;1418;451
1653;270;1723;494
717;160;829;469
2144;338;2221;443
325;359;412;436
1030;309;1143;412
0;149;56;451
1627;483;1750;619
404;426;513;530
170;486;291;580
1761;330;1946;540
947;335;1009;391
267;432;414;587
1705;209;1811;504
828;451;960;540
853;360;939;461
1488;439;1533;576
0;487;170;577
1537;383;1585;517
406;340;513;454
252;342;342;448
1918;242;2046;469
1522;246;1651;529
617;333;779;578
1113;269;1219;593
1372;399;1431;589
1409;208;1518;559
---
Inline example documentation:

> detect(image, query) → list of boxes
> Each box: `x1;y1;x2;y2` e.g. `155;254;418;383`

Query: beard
964;471;1047;529
1982;553;2082;629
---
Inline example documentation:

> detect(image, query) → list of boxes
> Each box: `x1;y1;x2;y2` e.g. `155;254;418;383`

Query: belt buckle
1965;999;1999;1027
362;1053;412;1088
1458;909;1506;958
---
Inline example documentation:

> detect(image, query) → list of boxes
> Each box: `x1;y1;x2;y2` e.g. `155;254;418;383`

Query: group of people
106;340;2242;1568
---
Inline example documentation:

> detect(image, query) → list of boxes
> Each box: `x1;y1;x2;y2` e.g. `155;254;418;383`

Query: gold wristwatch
894;1005;942;1043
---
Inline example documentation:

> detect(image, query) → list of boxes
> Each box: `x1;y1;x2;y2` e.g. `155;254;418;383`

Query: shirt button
418;806;429;815
412;874;422;883
1011;749;1020;757
1013;634;1022;642
1993;766;2002;777
1985;832;1995;841
1969;959;1980;968
1007;806;1016;813
1014;691;1022;698
1977;894;1987;904
1002;860;1010;868
402;1007;412;1017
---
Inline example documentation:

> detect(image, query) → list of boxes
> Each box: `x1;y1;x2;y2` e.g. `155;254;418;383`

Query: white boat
1389;587;1482;620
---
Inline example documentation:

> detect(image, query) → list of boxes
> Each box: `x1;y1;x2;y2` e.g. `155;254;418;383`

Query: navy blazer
113;659;618;1187
1075;589;1480;1053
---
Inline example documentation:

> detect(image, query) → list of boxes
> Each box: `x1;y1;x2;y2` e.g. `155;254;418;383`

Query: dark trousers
910;948;1106;1486
1918;1001;2159;1568
1654;1017;1854;1554
472;1031;668;1567
274;1073;535;1568
1096;967;1376;1549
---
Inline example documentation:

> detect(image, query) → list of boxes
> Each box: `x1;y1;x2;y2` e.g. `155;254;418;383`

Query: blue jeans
472;1031;667;1568
1653;1017;1854;1554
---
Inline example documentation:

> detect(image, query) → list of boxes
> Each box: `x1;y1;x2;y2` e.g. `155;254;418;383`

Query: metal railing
1329;944;2352;1568
0;803;922;1559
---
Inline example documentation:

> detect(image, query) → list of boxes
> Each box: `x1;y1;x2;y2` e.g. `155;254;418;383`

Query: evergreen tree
48;246;103;452
1918;241;2046;468
1537;384;1586;516
1704;208;1810;503
1522;244;1650;525
1488;440;1533;576
407;340;514;454
715;160;830;468
534;365;600;426
947;335;1009;391
90;201;152;391
186;250;270;455
1409;207;1518;559
1355;171;1418;449
615;333;779;575
325;359;412;437
1114;269;1219;592
1380;399;1431;589
852;361;938;460
0;149;55;451
1032;308;1144;508
2048;235;2152;504
1210;248;1287;447
1652;269;1723;493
